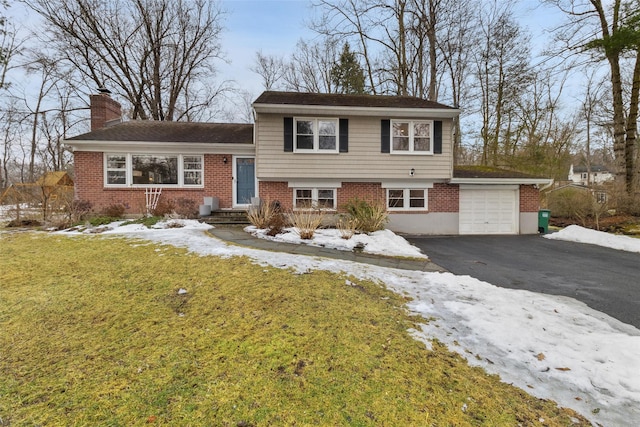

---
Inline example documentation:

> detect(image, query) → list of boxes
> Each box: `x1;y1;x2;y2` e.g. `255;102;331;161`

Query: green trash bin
538;209;551;234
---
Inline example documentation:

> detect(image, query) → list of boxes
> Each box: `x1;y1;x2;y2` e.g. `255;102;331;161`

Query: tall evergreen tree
330;42;366;94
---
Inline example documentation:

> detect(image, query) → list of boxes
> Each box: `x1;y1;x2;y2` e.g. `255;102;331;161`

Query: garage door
459;187;518;234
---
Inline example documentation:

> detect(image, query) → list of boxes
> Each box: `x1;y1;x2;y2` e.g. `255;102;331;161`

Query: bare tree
0;19;22;189
281;38;340;93
311;0;448;98
25;0;228;121
437;0;479;163
579;70;608;182
474;2;532;166
546;0;640;197
252;51;286;91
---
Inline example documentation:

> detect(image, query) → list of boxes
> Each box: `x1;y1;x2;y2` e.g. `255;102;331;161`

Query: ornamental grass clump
290;209;325;239
343;197;388;233
247;199;288;236
336;216;357;239
247;198;278;229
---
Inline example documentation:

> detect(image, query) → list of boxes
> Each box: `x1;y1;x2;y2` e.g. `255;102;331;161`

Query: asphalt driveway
407;234;640;329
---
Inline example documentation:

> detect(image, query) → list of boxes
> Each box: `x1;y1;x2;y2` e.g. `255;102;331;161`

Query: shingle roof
253;91;456;110
66;121;254;144
453;166;545;179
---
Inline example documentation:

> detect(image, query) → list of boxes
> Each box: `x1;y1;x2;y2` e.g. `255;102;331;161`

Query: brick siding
73;152;233;214
519;185;540;212
257;181;459;213
256;181;291;209
90;94;122;131
429;183;459;212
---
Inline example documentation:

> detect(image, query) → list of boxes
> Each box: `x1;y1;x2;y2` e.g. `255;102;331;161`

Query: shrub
102;203;126;218
152;198;176;217
174;198;198;219
290;209;325;239
342;197;388;233
122;216;163;228
547;188;605;226
69;199;93;222
88;216;120;226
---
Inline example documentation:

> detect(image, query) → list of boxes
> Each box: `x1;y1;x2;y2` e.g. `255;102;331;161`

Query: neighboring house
568;164;614;186
64;91;552;235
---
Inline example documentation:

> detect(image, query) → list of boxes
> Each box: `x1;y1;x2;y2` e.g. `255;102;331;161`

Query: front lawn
0;232;588;426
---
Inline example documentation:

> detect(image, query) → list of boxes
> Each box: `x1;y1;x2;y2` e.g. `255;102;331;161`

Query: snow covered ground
50;220;640;426
245;225;427;258
545;224;640;253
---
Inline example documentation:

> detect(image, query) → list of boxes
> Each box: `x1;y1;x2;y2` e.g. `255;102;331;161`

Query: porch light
223;157;228;164
410;168;415;176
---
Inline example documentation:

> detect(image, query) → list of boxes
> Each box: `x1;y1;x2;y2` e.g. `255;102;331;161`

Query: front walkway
207;226;445;273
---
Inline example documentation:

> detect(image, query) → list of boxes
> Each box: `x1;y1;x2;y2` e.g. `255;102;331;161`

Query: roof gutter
450;177;555;188
252;103;460;118
62;139;256;154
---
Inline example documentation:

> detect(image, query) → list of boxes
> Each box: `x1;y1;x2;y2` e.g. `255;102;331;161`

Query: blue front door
235;157;255;206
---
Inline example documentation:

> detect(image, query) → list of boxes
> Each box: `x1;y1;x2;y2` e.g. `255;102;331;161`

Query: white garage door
459;187;518;235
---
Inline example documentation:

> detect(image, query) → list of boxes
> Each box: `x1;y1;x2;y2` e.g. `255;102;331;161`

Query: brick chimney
90;88;122;131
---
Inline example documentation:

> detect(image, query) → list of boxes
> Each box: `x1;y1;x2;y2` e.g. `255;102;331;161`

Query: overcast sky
5;0;569;113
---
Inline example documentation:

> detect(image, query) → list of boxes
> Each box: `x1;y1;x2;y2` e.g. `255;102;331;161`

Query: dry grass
336;216;358;240
0;232;589;426
289;209;325;239
246;199;279;229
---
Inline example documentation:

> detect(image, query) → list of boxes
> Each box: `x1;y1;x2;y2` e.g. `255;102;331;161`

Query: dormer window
294;118;338;153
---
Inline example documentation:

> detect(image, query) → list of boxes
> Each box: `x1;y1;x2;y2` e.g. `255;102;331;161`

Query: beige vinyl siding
255;114;453;180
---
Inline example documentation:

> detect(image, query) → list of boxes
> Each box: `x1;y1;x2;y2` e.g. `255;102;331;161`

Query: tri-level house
65;90;551;235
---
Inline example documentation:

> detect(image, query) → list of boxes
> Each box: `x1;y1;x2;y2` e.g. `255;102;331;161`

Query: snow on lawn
58;220;640;426
545;224;640;253
245;225;427;259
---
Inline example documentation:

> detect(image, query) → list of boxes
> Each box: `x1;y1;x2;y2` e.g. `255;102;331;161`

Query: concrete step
200;210;250;225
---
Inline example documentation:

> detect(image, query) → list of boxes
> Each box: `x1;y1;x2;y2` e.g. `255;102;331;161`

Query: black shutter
434;120;442;154
284;117;293;152
381;119;390;153
339;118;348;153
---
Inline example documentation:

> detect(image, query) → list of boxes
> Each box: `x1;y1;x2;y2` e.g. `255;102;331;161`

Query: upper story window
295;118;338;153
105;153;203;187
391;120;433;154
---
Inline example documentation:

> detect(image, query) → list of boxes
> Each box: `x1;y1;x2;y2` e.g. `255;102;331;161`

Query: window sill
103;185;205;189
292;150;340;154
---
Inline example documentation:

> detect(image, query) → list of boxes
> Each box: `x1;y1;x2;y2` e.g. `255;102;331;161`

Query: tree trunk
627;50;640;195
